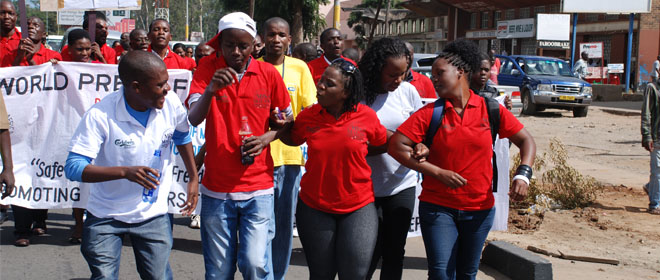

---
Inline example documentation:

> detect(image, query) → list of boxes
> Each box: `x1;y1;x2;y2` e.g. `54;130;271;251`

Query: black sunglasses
331;58;356;74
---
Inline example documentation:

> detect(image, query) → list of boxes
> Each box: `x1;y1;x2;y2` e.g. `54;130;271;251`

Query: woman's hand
412;143;429;162
510;179;529;201
435;169;467;189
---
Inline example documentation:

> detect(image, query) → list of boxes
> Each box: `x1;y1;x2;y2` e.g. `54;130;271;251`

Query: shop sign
580;42;604;58
496;18;535;39
466;30;496;39
538;40;571;49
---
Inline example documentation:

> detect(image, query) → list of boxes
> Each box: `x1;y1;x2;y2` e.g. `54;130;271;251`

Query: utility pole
186;0;189;40
333;0;340;29
384;0;391;36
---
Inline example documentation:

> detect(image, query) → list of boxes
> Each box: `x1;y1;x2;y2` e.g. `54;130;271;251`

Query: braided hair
435;39;481;76
328;59;365;114
358;38;411;105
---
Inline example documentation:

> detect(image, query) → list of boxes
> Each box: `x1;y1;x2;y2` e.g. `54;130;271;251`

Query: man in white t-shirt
652;55;660;84
64;51;199;279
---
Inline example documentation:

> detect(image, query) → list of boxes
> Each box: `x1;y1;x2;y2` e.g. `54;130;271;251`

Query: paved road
1;208;508;279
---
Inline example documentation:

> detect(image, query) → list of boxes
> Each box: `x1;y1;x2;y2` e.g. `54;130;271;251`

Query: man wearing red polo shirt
0;0;20;66
2;17;61;67
61;12;115;64
307;28;355;84
404;41;437;98
148;19;194;71
187;12;291;279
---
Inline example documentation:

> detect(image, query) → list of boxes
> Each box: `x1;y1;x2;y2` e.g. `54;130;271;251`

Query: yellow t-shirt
258;56;317;166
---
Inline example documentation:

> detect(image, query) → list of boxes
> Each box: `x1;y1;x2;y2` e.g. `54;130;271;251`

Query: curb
597;107;641;116
481;241;553;280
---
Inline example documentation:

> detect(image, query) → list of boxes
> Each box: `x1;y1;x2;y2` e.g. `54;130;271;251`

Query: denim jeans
200;194;275;280
648;146;660;209
296;199;378;280
419;202;495;280
81;213;172;280
271;165;301;280
367;186;416;280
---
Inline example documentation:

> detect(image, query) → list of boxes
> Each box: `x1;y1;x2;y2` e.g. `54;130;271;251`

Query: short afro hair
67;29;90;46
436;39;481;75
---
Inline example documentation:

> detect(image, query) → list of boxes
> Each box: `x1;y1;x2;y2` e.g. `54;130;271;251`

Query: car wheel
573;106;588;117
521;90;536;115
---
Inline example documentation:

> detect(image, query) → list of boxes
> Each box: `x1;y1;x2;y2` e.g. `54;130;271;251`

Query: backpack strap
483;96;501;192
424;98;445;148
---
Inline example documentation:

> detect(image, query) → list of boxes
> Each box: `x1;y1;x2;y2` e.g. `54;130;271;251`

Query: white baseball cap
217;12;257;39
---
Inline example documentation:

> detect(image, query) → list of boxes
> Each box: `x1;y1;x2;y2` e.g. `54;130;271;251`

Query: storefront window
470;13;477;29
481;12;490;29
494;11;502;22
505;9;515;20
534;6;545;16
519;8;530;19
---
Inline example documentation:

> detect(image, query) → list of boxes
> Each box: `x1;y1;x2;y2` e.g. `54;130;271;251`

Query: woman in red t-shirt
388;39;536;280
279;58;388;279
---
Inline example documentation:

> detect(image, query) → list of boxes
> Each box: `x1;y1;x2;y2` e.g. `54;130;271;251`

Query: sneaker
650;208;660;215
189;215;200;229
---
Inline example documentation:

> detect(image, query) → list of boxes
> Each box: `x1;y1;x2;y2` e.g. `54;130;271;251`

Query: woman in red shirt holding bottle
279;58;388;279
388;39;536;280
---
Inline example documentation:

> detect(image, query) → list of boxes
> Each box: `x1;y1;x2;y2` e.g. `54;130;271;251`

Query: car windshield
522;58;574;77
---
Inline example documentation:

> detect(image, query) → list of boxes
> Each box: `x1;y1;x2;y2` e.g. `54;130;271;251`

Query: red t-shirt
186;56;196;69
307;55;356;84
149;46;195;71
490;58;501;85
188;55;291;193
291;103;387;214
61;43;117;64
410;70;437;98
0;28;21;66
396;92;523;211
114;45;124;55
0;44;62;67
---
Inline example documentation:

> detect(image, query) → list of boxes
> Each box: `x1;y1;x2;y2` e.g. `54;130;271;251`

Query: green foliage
347;0;403;49
510;138;601;209
224;0;328;41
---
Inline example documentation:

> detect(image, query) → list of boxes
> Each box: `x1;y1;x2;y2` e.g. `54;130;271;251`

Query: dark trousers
11;205;48;236
296;199;378;280
367;187;416;280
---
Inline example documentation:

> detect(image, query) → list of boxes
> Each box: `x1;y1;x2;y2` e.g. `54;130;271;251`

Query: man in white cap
186;12;292;280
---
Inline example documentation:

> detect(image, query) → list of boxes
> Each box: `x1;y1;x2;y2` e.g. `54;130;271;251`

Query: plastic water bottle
239;116;254;165
142;150;162;203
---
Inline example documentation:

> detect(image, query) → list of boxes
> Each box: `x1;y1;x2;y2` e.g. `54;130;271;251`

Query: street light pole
333;0;340;29
186;0;189;40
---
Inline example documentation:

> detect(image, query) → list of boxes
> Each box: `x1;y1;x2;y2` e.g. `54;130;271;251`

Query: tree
347;0;402;49
224;0;328;44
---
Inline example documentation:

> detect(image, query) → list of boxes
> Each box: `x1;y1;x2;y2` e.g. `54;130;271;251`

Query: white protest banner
0;62;201;214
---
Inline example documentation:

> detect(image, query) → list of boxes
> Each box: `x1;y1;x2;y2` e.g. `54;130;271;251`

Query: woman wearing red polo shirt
279;59;388;279
388;39;536;280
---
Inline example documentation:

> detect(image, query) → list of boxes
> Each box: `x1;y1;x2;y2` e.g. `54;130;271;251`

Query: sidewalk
0;208;510;279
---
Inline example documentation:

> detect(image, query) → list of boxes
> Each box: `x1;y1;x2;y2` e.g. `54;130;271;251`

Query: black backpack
424;96;501;192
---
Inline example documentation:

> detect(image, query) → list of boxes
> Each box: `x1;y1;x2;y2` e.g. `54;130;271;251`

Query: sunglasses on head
331;58;356;74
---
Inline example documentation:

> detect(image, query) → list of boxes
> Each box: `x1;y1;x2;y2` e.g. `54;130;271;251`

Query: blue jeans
200;194;275;280
81;213;172;280
648;146;660;209
419;202;495;280
272;165;301;280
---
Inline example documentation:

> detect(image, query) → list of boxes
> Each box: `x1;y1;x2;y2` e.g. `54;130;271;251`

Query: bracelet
515;164;533;180
513;175;530;185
